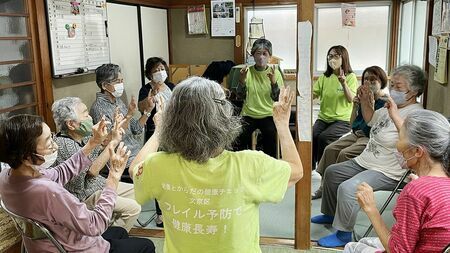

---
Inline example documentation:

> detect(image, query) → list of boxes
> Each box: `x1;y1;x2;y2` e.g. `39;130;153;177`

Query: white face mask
111;82;124;98
152;71;168;84
368;82;380;94
394;147;415;170
254;54;269;67
389;89;409;106
328;58;342;70
32;150;58;170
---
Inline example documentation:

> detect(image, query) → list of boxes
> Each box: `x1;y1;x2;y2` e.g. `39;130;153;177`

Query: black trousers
312;119;351;170
102;226;155;253
236;116;277;158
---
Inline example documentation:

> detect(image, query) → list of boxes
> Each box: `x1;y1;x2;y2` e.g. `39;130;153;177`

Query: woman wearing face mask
138;57;175;142
312;45;358;171
311;65;425;247
137;58;175;227
90;64;153;183
344;109;450;253
0;115;155;253
312;66;387;200
235;38;284;158
51;97;141;232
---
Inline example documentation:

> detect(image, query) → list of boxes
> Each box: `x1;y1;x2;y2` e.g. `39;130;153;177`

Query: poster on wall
434;36;448;84
210;0;235;37
297;21;313;142
341;3;356;27
187;5;208;35
433;0;443;35
442;0;450;33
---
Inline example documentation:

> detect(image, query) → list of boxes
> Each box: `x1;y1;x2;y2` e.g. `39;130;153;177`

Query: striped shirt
389;176;450;252
90;92;143;168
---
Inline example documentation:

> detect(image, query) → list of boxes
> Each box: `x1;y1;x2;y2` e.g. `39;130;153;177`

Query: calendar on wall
46;0;110;77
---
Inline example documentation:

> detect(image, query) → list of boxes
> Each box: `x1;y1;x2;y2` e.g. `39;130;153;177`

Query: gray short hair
391;65;426;97
404;110;450;176
95;63;121;90
52;97;82;133
251;38;272;56
159;77;241;163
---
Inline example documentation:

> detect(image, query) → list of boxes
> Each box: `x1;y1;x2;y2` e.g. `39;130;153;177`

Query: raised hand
108;142;131;180
338;67;346;85
111;108;126;145
145;90;156;112
273;86;294;127
239;65;248;85
90;116;110;146
267;65;277;85
353;86;363;104
127;95;137;117
356;182;376;213
153;96;164;132
359;85;374;108
385;96;399;119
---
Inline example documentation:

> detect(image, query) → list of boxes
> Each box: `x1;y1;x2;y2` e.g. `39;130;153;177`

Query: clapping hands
90;116;110;146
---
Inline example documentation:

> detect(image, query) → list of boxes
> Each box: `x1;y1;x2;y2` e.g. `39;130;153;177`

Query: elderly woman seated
129;77;303;253
313;66;388;200
90;63;154;182
51;97;140;232
345;109;450;252
311;65;426;247
0;115;154;252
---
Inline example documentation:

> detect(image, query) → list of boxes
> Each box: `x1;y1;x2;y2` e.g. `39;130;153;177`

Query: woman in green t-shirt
312;45;358;170
235;39;284;158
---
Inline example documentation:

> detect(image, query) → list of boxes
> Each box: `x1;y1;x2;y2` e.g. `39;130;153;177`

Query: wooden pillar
234;3;245;64
388;0;401;73
295;0;314;250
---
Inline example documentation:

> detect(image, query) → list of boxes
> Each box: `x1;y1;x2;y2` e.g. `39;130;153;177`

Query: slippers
311;214;334;224
318;231;352;247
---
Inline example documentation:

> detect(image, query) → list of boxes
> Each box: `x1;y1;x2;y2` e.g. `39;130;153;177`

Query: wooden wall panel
33;0;56;129
111;0;169;8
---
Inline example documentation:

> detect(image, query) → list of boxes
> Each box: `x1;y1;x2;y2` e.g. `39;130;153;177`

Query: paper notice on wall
211;0;235;37
433;0;443;35
297;21;312;142
434;36;448;84
187;5;208;35
341;3;356;27
429;36;438;67
443;0;450;33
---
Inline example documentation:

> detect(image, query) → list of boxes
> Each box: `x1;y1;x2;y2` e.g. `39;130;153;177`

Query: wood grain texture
295;0;314;250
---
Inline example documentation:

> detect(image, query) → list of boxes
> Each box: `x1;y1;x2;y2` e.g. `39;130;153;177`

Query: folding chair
357;170;411;240
443;243;450;253
1;200;66;253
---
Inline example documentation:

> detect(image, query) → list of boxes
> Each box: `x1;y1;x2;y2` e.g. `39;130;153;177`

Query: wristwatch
144;111;151;117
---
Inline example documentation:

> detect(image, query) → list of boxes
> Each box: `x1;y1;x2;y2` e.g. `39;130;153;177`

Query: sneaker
155;214;164;228
312;186;323;200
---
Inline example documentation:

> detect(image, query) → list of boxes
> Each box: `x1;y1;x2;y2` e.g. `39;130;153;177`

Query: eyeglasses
213;98;226;105
327;54;341;60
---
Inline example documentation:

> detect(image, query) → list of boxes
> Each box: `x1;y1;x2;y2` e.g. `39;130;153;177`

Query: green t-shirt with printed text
313;73;358;123
241;65;284;118
133;150;291;253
